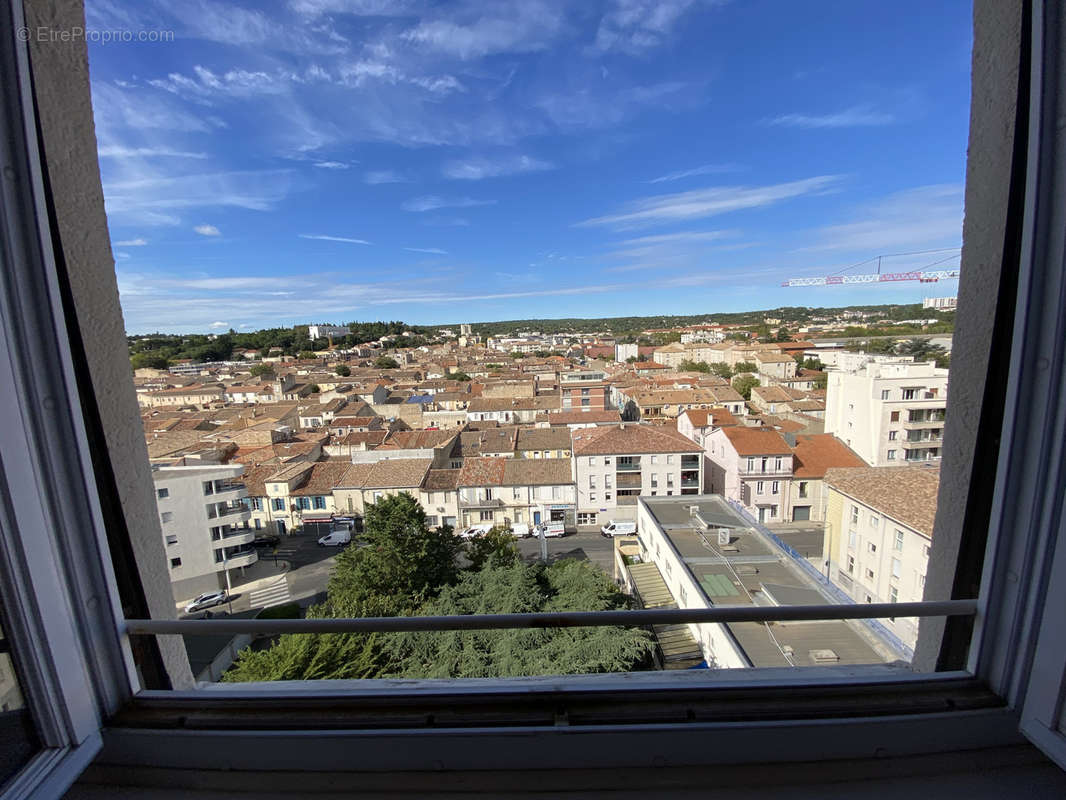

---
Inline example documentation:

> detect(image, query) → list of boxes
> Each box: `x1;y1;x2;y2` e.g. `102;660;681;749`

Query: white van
317;530;351;547
600;520;637;538
510;523;531;538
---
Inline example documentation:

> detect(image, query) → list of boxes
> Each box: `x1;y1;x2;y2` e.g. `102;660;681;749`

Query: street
516;530;617;575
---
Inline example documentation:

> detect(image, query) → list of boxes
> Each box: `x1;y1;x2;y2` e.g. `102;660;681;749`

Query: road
516;530;617;575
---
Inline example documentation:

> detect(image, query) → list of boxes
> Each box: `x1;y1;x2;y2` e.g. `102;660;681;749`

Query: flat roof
641;495;888;668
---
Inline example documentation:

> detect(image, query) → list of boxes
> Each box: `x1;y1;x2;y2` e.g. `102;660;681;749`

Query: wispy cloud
114;237;149;246
768;104;895;129
577;176;842;229
617;230;737;246
442;154;554;180
401;2;566;59
313;161;353;169
402;195;496;212
364;170;410;184
647;163;738;183
194;224;221;236
98;146;207;159
801;184;963;253
404;247;448;254
208;321;229;329
594;0;710;54
299;234;372;244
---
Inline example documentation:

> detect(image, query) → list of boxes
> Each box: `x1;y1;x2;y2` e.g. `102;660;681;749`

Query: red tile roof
719;426;792;456
791;435;866;478
571;423;700;455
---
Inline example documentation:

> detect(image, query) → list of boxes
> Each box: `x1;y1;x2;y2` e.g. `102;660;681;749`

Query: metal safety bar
126;598;977;636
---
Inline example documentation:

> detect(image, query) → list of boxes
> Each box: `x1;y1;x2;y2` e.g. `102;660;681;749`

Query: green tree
464;526;520;571
678;359;711;374
451;371;472;381
335;364;351;376
898;337;947;363
510;351;525;359
298;350;316;360
130;351;169;370
374;355;400;369
708;362;733;379
733;360;758;374
733;375;760;400
309;384;321;394
383;560;652;679
248;363;274;378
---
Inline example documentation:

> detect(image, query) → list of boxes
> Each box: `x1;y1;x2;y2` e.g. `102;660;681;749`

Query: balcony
616;472;642;488
218;550;257;569
461;497;505;508
217;503;252;522
680;456;700;468
220;528;255;546
616;458;642;472
616;495;638;506
681;477;700;488
902;436;944;449
214;481;248;498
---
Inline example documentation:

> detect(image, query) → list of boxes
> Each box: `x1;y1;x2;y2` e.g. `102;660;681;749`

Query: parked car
317;530;352;547
459;524;492;539
184;590;228;614
252;535;281;549
510;523;531;538
600;520;637;537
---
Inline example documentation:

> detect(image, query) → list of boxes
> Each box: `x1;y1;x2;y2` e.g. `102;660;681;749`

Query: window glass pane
82;0;973;682
0;617;38;788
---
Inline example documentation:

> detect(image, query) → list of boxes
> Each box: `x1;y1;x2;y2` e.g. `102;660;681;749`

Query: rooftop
571;423;701;456
825;466;941;537
719;426;793;456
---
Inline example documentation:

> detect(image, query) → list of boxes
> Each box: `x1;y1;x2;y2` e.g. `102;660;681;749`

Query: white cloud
617;230;735;245
594;0;709;54
364;170;409;184
312;161;353;169
647;163;738;183
194;224;221;236
577;176;842;229
209;321;229;328
114;238;149;246
98;146;207;159
768;104;895;129
299;234;372;244
802;184;963;253
401;2;566;59
402;195;496;212
442;154;554;180
404;247;448;254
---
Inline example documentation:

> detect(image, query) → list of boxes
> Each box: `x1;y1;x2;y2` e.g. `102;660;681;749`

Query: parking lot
515;530;618;575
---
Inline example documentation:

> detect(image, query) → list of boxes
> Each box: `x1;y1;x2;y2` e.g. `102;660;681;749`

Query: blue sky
85;0;972;334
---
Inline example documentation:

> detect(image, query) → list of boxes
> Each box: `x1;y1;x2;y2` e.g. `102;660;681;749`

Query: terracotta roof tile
791;435;866;478
825;465;940;536
457;457;508;487
719;426;793;456
571;424;700;455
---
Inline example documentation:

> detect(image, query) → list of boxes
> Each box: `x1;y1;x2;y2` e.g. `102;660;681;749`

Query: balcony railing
461;497;506;508
616;495;638;506
217;504;251;519
902;436;944;449
218;550;257;569
215;482;248;495
615;461;642;472
616;472;642;488
681;478;700;488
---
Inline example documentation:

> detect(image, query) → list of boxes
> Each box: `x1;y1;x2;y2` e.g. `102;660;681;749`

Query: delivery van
317;530;352;547
600;520;637;537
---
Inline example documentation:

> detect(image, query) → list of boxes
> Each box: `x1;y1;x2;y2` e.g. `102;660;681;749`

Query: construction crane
781;269;960;287
780;249;961;288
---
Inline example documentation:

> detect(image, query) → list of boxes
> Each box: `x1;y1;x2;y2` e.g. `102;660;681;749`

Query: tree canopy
223;494;652;682
335;364;351;376
374;355;401;369
732;374;760;400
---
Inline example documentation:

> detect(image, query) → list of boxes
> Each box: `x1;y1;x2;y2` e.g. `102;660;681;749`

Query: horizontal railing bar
125;599;976;636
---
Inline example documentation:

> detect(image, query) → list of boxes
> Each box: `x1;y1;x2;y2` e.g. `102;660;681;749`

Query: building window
775;457;782;471
313;496;326;509
165;534;178;546
605;493;612;500
666;455;674;464
756;481;764;495
918;573;926;591
604;457;611;464
869;542;877;553
589;476;597;489
605;475;612;489
250;497;262;510
890;411;900;422
169;557;182;568
771;480;779;495
202;480;214;496
589;493;597;503
650;455;658;464
588;457;596;466
892;558;902;579
870;515;880;528
798;481;808;498
746;457;754;472
890;586;899;603
650;475;658;487
849;531;858;549
577;512;597;525
272;498;285;511
254;519;262;530
160;511;173;523
895;530;905;551
887;450;897;461
479;511;493;522
866;568;875;580
881;389;890;400
297;497;311;510
846;555;854;574
157;487;169;499
903;388;917;400
889;430;898;441
850;505;859;525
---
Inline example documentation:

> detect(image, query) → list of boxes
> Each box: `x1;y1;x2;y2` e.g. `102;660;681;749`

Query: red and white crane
780;249;961;288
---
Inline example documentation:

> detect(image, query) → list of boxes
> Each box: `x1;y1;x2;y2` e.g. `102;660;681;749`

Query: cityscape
135;305;951;680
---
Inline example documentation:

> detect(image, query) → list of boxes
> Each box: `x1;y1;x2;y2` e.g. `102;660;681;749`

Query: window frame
7;0;1066;784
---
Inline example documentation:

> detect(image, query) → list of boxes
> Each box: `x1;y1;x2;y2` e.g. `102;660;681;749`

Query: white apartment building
152;464;255;603
308;324;351;340
922;296;958;310
824;361;948;467
823;466;939;652
571;424;703;528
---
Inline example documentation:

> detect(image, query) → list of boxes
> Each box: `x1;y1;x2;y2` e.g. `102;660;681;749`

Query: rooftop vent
808;649;840;663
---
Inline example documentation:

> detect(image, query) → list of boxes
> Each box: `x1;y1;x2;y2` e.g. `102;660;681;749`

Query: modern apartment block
705;427;795;524
152;464;255;602
559;369;611;411
824;361;949;466
823;466;939;652
571;424;703;527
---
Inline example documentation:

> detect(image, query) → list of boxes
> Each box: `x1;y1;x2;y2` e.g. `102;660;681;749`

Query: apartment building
559;370;611;411
242;462;351;536
824;361;949;466
152;464;255;602
456;457;576;530
514;427;572;459
823;466;939;651
331;459;434;518
705;427;794;523
419;468;461;529
571;424;703;527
